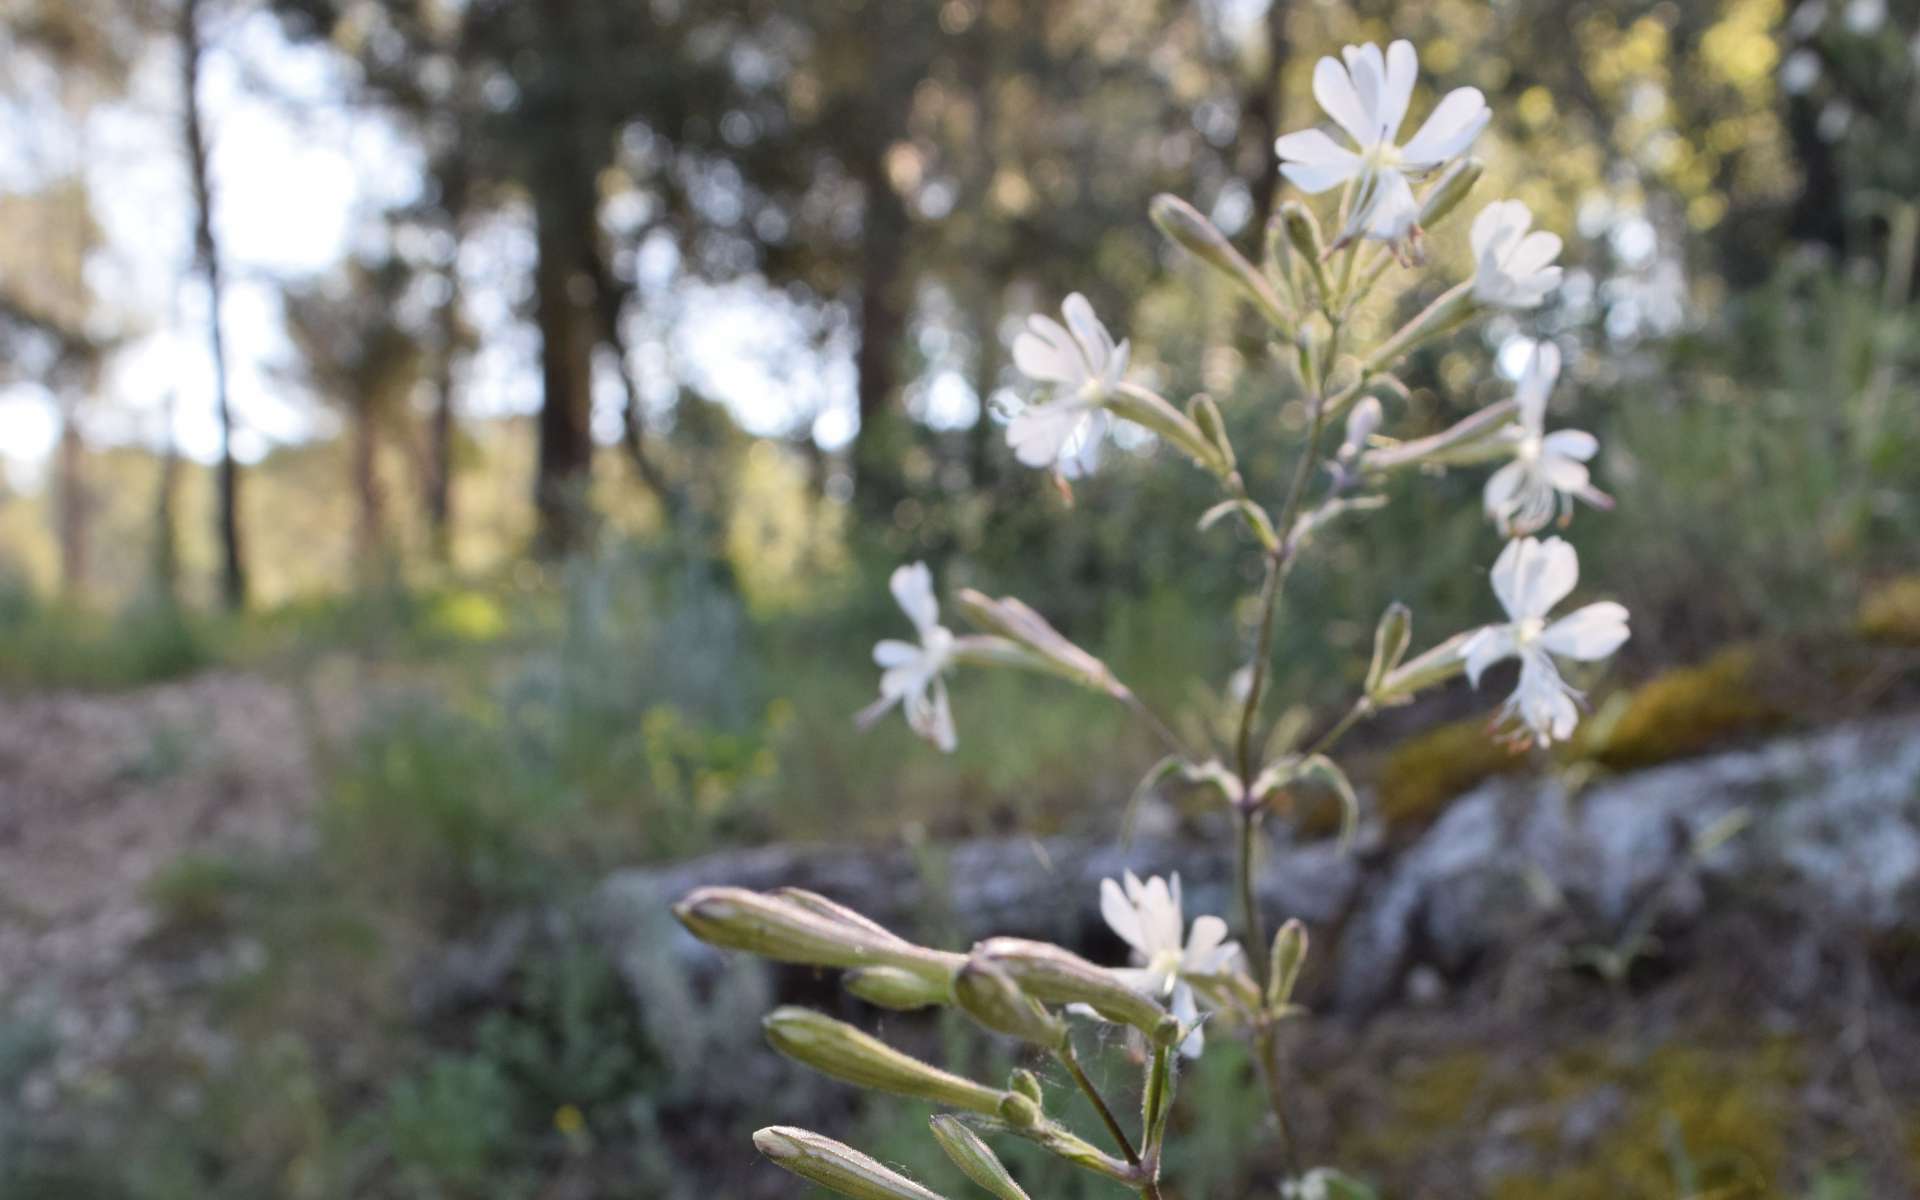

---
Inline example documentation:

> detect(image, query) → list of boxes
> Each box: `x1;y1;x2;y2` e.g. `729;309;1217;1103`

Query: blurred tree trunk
180;0;247;609
1244;0;1292;228
531;177;599;558
348;401;387;578
151;392;181;602
850;153;910;514
426;282;459;564
969;287;1000;487
55;394;87;599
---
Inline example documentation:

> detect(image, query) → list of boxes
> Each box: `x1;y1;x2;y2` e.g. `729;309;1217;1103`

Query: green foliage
0;586;215;691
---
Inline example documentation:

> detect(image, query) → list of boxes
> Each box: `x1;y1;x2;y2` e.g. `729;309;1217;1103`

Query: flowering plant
675;37;1627;1199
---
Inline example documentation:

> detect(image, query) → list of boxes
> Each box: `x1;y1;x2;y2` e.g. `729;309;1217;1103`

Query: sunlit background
2;0;1918;1196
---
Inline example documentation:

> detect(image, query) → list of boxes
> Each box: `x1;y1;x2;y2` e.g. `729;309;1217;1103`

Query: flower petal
1540;601;1630;661
1101;877;1149;953
1541;428;1599;461
1007;404;1087;468
1538;453;1591;494
1312;54;1374;146
1483;459;1528;522
1378;40;1419;141
1471;199;1528;261
873;639;921;669
1276;129;1362;193
1462;624;1518;686
1399;87;1490;166
1012;315;1085;386
1507;536;1579;621
890;562;940;636
1341;43;1387;137
1515;342;1560;432
1061;292;1115;375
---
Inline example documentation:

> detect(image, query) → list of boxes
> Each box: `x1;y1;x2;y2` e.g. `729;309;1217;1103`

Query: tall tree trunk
55;394;87;600
1244;0;1293;229
531;181;599;558
968;286;1001;487
350;404;386;577
426;261;461;564
152;392;181;602
180;0;246;609
850;154;911;513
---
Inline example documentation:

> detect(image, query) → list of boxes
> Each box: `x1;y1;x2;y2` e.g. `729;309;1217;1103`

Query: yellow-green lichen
1577;644;1785;771
1373;716;1526;832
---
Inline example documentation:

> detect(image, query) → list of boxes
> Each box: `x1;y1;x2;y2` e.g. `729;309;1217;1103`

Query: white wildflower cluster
687;36;1639;1200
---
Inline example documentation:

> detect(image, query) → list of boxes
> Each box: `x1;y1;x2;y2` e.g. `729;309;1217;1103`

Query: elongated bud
754;1127;949;1200
1364;602;1413;696
953;591;1126;699
763;1007;1012;1116
1418;157;1483;231
1280;201;1332;302
929;1115;1033;1200
771;888;910;945
1364;280;1475;371
1373;629;1474;705
1186;393;1236;471
1339;396;1383;463
1265;920;1309;1013
1358;398;1517;474
1009;1068;1044;1108
953;958;1069;1050
973;938;1178;1045
674;887;962;980
844;966;951;1010
1151;193;1293;334
1108;383;1231;475
1263;205;1294;295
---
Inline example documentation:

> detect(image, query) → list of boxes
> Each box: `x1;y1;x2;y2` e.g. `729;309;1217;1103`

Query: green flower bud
1364;280;1475;372
952;590;1127;698
1266;919;1309;1014
1107;383;1231;475
1186;393;1236;471
1372;630;1474;705
1263;205;1294;294
1150;193;1293;334
1417;157;1483;231
844;966;952;1011
973;938;1178;1046
673;887;962;980
763;1007;1011;1116
753;1126;949;1200
770;888;910;945
1281;201;1333;302
997;1091;1042;1128
929;1115;1033;1200
953;958;1069;1050
1358;398;1517;474
1363;602;1413;697
1009;1067;1044;1108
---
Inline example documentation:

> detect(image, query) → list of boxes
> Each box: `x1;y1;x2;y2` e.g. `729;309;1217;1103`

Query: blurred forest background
2;0;1919;1197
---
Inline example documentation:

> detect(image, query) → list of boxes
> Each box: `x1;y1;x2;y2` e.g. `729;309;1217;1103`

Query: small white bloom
1008;293;1128;472
1460;537;1630;746
1483;343;1611;534
1274;40;1489;251
1471;200;1564;308
855;562;957;752
1098;871;1238;1058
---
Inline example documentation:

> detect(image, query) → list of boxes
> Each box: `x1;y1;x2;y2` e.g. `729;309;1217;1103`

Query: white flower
1461;537;1629;746
1471;200;1564;308
1483;343;1610;534
1099;871;1238;1058
1008;293;1128;471
855;562;957;752
1274;40;1489;250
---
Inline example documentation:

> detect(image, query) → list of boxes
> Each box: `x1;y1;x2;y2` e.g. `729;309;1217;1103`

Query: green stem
1254;1023;1303;1178
1237;805;1269;984
1304;700;1369;761
1055;1043;1140;1168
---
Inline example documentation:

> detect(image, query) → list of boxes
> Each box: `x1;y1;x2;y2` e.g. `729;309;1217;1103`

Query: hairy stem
1055;1043;1140;1168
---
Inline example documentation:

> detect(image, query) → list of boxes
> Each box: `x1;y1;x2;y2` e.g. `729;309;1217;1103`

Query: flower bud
1372;629;1474;705
1339;396;1383;463
953;958;1069;1050
972;938;1179;1046
673;887;962;980
1417;157;1483;231
753;1126;949;1200
1358;398;1516;474
1280;201;1333;303
1263;205;1294;293
953;590;1126;698
1265;919;1309;1014
763;1007;1012;1116
1363;602;1413;696
1364;280;1475;372
1107;383;1231;475
929;1115;1033;1200
770;888;910;945
844;966;951;1011
1186;393;1236;471
1009;1068;1044;1108
1150;193;1293;334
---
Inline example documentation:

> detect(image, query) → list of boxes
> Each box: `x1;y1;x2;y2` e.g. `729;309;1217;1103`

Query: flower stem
1254;1023;1303;1178
1054;1042;1140;1168
1236;804;1269;983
